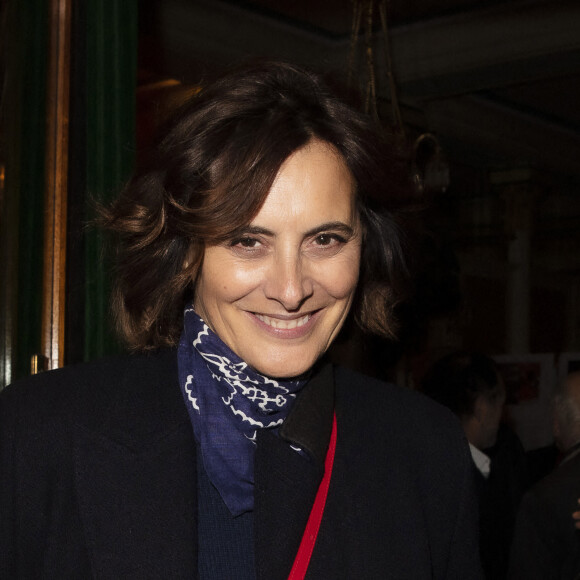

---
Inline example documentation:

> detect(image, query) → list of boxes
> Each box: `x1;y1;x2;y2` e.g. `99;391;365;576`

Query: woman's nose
264;254;313;310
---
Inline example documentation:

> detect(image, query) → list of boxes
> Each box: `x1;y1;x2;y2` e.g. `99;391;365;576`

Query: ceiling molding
155;0;347;79
426;94;580;178
391;1;580;97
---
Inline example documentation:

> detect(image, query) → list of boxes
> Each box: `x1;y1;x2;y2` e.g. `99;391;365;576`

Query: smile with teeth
255;313;311;330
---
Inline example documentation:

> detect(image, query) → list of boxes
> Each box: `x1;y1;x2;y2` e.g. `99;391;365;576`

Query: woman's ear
182;244;197;271
182;243;205;291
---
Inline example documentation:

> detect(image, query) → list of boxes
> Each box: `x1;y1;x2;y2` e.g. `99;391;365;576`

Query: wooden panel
83;0;137;361
42;0;72;370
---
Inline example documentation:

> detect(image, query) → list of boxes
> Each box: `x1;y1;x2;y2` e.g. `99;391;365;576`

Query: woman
0;62;482;579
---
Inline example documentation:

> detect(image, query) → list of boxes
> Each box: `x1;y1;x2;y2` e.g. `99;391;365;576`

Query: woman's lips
254;313;311;330
250;310;320;338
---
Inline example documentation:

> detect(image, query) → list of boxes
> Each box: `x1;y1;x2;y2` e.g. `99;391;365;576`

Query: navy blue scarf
177;306;307;516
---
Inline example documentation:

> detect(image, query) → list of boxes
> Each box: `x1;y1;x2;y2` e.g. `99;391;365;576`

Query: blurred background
1;0;579;392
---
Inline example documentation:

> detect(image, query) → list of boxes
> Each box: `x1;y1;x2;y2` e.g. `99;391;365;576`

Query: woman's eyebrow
237;225;274;236
304;222;355;238
238;221;355;238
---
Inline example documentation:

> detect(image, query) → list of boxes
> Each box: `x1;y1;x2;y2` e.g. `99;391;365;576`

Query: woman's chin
250;355;317;380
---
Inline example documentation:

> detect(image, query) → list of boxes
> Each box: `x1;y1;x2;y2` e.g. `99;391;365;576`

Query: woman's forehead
249;140;358;229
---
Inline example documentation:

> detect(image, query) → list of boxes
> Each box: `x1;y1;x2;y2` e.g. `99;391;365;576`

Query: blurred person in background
509;371;580;580
422;351;529;580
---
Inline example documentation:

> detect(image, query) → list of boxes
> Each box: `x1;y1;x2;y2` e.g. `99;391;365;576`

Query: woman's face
194;139;362;378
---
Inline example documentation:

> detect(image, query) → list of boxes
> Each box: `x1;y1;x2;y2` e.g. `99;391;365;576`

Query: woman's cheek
323;254;361;299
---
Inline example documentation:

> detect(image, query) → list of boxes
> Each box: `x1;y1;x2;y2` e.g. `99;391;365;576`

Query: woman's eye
237;237;259;248
315;233;346;247
229;236;263;253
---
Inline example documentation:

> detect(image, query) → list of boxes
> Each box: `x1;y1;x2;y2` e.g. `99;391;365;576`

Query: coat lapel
254;363;335;580
72;349;198;579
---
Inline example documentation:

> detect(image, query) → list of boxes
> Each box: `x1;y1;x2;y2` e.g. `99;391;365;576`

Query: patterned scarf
177;306;308;516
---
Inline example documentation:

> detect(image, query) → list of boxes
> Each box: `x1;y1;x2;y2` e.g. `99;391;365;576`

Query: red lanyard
288;412;337;580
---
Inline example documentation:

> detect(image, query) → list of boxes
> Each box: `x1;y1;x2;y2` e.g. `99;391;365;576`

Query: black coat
508;447;580;580
0;349;483;579
477;425;529;580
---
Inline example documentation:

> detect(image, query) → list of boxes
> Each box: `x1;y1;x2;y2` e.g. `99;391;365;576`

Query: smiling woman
0;62;483;579
195;140;361;379
105;63;407;352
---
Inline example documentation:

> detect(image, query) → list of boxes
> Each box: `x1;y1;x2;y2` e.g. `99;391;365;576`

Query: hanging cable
347;0;363;90
378;0;405;137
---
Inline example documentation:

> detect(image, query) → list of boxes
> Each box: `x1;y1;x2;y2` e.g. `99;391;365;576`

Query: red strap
288;412;337;580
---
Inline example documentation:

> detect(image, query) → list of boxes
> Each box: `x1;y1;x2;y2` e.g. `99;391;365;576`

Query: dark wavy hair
101;61;410;350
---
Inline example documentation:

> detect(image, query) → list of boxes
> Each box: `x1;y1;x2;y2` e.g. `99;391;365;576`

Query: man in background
422;352;528;580
509;371;580;580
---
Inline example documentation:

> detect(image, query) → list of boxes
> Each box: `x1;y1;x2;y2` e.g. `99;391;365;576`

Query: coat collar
280;362;335;465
